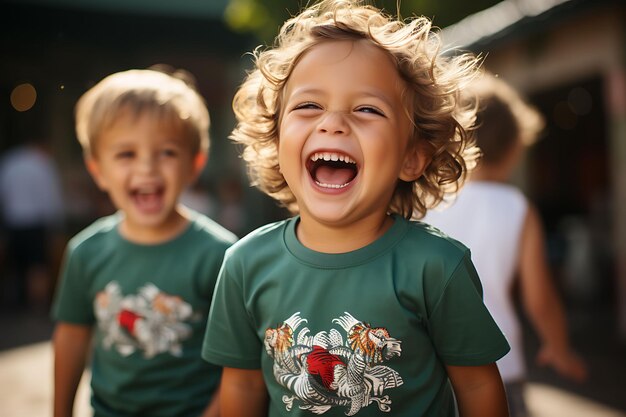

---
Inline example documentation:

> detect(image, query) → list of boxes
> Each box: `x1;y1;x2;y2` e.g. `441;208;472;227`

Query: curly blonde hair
231;0;480;219
75;67;210;158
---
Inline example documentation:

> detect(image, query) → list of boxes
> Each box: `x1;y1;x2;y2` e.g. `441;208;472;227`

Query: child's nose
137;154;157;173
317;111;350;135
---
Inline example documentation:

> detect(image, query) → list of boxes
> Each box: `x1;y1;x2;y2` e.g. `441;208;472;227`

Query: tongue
134;193;162;213
315;166;354;186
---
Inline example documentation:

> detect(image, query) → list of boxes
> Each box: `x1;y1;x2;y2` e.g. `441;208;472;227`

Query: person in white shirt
423;72;587;417
0;135;64;308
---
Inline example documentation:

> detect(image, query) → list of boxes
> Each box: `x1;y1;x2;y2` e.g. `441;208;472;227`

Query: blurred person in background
51;67;237;417
423;72;588;417
0;133;65;310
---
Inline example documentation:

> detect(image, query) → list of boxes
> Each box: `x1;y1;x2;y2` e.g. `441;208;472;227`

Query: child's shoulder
401;219;478;290
402;217;471;262
187;210;238;246
224;217;291;258
66;213;122;255
469;181;528;202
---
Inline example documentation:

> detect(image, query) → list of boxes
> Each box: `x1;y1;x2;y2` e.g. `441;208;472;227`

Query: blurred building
443;0;626;340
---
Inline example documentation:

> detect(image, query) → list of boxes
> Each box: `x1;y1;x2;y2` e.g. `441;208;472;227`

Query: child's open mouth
131;185;165;212
306;152;358;189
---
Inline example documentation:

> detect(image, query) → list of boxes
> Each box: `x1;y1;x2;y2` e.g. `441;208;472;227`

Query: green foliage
224;0;503;43
224;0;305;42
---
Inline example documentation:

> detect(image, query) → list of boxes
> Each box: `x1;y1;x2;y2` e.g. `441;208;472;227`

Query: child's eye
115;151;135;159
293;102;322;111
161;148;179;158
355;106;385;116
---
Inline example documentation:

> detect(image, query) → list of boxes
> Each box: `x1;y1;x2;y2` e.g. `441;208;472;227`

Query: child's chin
303;206;354;224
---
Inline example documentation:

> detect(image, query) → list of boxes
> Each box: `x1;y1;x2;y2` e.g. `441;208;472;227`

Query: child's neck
296;213;394;254
471;144;521;183
470;164;510;183
119;207;190;245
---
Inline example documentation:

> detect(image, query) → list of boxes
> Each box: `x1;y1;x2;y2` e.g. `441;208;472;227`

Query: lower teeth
315;181;349;189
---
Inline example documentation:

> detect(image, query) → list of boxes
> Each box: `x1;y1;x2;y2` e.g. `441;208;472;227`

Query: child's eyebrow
287;86;397;108
162;136;186;144
285;86;325;99
355;88;397;109
106;140;133;149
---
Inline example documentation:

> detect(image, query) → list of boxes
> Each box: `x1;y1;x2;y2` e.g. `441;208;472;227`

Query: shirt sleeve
51;245;95;325
202;255;262;369
427;254;510;366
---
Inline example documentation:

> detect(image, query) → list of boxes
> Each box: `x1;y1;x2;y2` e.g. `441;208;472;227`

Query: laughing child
52;68;237;417
203;1;510;416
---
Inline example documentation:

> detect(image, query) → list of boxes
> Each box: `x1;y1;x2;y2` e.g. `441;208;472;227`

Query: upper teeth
310;152;356;164
136;186;158;194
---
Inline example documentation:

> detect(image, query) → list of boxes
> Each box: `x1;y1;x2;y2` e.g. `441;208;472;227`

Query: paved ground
0;306;624;417
0;342;90;417
1;341;624;417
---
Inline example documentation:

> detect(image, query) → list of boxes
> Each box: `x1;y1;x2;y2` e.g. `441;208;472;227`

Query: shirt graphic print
94;282;194;358
264;312;403;415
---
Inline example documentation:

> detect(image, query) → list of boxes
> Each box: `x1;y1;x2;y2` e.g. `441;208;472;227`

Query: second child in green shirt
52;68;237;417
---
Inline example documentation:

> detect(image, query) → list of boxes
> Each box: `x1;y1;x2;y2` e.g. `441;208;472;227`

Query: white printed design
94;282;193;358
264;312;403;415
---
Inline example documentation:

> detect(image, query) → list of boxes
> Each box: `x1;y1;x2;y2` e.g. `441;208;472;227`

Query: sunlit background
1;0;625;415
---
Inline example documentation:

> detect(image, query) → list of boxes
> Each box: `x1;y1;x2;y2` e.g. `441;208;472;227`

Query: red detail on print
306;345;345;390
118;309;142;334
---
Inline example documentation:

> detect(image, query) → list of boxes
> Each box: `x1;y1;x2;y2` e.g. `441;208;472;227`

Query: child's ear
85;156;109;191
191;153;208;180
399;141;431;182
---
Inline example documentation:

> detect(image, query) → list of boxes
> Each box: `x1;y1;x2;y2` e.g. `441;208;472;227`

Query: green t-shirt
52;211;237;417
203;215;509;417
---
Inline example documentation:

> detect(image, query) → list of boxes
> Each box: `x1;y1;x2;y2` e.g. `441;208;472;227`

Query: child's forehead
97;108;188;143
296;39;394;68
107;105;185;130
285;40;405;97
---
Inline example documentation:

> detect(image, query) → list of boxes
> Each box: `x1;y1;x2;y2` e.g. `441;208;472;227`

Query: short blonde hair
75;68;210;157
467;73;545;165
231;0;480;219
